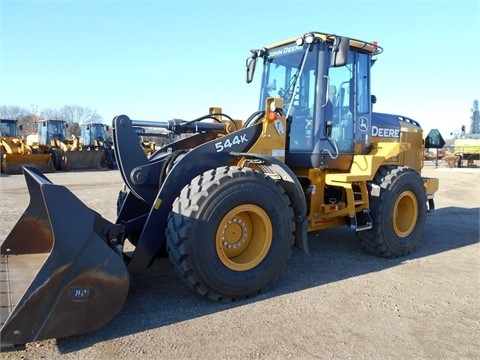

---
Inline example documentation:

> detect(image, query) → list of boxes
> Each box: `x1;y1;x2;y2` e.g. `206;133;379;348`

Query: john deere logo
359;117;368;132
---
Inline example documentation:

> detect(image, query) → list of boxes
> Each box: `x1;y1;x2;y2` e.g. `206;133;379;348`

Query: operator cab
0;119;18;137
82;123;108;146
38;120;68;142
247;32;382;170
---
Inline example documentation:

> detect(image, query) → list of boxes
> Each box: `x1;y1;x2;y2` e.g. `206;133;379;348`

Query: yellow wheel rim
393;190;418;237
216;204;272;271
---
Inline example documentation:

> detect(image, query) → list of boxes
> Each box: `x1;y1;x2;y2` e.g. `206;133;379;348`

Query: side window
356;53;369;114
287;64;317;151
263;65;286;100
327;51;354;153
0;123;8;136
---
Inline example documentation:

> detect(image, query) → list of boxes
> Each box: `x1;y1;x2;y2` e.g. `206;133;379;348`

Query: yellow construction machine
80;122;117;169
1;32;440;350
452;100;480;167
27;119;108;170
132;125;175;156
0;119;54;174
133;126;157;156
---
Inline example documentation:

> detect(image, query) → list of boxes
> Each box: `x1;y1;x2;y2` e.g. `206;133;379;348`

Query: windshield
47;121;66;138
0;121;17;137
91;125;105;140
259;43;319;151
259;43;318;117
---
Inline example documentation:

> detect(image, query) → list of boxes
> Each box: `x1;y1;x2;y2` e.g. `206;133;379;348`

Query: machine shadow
56;206;479;353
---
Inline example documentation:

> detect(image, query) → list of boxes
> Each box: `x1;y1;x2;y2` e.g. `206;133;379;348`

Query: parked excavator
0;119;54;174
0;32;441;350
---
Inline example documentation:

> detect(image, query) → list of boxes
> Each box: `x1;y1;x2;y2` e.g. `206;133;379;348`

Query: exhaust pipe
0;167;129;351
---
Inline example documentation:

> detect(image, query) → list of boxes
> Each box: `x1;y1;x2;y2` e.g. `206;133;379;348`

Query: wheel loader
0;32;441;350
27;119;108;170
0;119;55;174
133;125;175;156
80;122;117;169
133;126;157;156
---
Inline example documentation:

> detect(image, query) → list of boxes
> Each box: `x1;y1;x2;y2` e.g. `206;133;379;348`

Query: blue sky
1;0;479;138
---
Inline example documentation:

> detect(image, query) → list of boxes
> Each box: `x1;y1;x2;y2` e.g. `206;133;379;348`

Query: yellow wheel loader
132;125;174;157
133;126;157;157
0;119;55;174
1;32;440;350
27;119;109;171
80;122;117;169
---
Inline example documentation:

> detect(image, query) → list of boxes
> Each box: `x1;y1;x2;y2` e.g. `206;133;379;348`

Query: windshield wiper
280;71;299;106
282;48;310;119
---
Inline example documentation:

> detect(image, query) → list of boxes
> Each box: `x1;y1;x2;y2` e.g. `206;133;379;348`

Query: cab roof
266;31;383;55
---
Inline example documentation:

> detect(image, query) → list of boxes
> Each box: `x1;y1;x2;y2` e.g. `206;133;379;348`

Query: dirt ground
0;164;478;360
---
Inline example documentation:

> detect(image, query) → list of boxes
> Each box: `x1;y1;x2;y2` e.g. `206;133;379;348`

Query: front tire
49;148;63;170
166;166;295;301
357;166;427;258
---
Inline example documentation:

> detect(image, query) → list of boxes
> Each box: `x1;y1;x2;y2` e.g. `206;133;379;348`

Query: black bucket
0;167;130;350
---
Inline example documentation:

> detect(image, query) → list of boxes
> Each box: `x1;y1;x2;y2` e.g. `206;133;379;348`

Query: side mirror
425;129;445;149
331;36;349;67
326;120;333;137
246;56;257;84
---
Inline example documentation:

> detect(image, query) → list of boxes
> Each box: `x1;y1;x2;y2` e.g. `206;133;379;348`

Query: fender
237;153;309;254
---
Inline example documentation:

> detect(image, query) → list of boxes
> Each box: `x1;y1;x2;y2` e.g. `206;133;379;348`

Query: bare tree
41;107;63;120
60;104;102;124
0;105;35;136
67;122;81;137
17;115;37;136
0;105;29;120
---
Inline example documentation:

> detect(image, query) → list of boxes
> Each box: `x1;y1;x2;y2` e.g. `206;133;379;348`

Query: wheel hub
393;190;418;237
222;217;248;250
216;204;272;271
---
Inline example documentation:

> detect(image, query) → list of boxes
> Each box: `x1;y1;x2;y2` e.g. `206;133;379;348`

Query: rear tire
357;166;427;258
166;166;295;301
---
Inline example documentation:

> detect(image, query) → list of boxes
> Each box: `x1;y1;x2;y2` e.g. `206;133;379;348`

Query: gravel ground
0;164;478;360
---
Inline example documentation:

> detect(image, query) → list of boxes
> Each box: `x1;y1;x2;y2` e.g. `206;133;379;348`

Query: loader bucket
0;167;130;351
61;149;107;170
1;153;55;174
